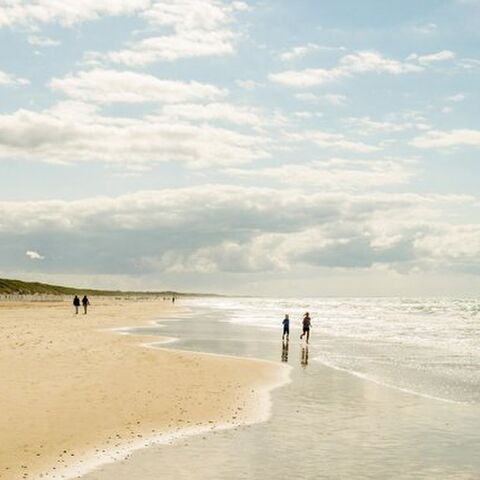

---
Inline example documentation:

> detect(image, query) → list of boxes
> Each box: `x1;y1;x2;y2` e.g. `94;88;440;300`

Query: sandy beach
0;298;287;480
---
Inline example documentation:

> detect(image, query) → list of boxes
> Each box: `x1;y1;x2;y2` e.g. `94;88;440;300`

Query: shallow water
83;299;480;480
190;297;480;405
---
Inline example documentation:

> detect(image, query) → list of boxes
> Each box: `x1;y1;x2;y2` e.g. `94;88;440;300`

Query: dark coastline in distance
0;277;222;298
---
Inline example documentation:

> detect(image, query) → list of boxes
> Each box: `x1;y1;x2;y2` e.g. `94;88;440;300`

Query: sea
189;296;480;405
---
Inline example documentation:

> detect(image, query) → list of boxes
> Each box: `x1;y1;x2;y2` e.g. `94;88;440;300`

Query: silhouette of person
300;312;312;344
172;296;175;304
282;314;290;342
82;295;90;315
281;341;289;363
301;346;309;368
73;295;80;314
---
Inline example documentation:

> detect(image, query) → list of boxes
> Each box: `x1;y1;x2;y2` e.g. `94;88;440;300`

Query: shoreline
0;298;289;480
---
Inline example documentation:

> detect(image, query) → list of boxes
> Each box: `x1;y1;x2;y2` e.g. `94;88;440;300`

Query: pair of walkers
73;295;90;315
282;312;312;343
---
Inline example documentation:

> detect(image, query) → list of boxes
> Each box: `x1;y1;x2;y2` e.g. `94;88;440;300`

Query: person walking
73;295;80;314
282;314;290;342
300;312;312;344
82;295;90;315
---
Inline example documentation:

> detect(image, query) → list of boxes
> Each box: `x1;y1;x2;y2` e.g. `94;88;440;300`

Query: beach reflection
301;346;309;368
281;341;289;363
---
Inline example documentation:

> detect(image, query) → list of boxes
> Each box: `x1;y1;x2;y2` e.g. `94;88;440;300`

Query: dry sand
0;297;286;480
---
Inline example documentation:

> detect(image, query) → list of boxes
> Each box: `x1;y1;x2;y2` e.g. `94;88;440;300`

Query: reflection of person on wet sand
282;314;290;342
301;346;309;368
300;312;311;344
281;341;289;363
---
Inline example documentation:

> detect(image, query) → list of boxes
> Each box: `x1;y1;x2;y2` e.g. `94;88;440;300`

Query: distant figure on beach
172;296;175;304
73;295;80;314
300;312;311;344
282;314;290;341
82;295;90;315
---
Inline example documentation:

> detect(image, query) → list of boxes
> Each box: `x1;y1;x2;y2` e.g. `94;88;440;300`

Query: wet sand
0;298;287;480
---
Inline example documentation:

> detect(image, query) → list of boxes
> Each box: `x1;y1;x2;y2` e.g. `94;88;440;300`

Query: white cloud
26;250;45;260
0;70;29;86
235;79;263;90
409;50;456;65
27;35;60;47
295;92;347;106
280;43;346;62
446;93;466;103
270;50;424;87
0;0;149;28
411;129;480;148
0;102;268;168
322;93;348;106
101;29;236;65
457;57;480;69
289;130;380;153
280;43;320;62
344;117;414;135
456;0;480;6
0;1;247;64
94;0;247;65
227;158;414;190
159;102;264;127
49;69;226;104
413;23;438;35
1;186;475;275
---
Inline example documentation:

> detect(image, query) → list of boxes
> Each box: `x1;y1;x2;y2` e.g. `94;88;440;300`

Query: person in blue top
282;314;290;342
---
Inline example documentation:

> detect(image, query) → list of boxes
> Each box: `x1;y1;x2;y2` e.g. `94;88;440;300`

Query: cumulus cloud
0;70;29;86
49;69;226;104
280;43;347;62
0;0;148;28
270;50;424;87
159;102;265;127
0;102;268;168
227;158;414;190
91;0;248;65
344;117;415;135
413;23;438;35
294;92;347;106
235;79;263;90
446;93;466;103
408;50;456;65
411;129;480;148
26;250;45;260
288;130;380;153
0;1;248;64
0;186;476;275
27;35;60;47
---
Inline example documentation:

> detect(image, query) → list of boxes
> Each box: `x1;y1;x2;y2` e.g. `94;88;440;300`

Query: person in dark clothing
81;295;90;315
73;295;80;314
282;314;290;342
300;312;312;344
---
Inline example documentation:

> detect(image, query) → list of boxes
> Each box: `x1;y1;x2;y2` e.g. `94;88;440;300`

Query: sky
0;0;480;296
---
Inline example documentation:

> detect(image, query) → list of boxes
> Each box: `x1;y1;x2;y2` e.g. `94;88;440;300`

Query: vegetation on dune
0;278;185;297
